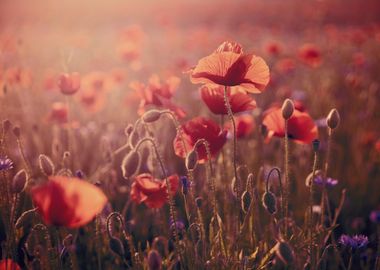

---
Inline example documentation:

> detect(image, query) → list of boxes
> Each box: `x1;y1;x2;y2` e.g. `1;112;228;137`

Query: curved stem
265;167;284;223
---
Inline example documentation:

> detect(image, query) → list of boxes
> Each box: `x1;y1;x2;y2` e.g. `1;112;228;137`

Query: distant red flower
131;173;179;208
376;140;380;153
48;102;68;124
58;72;80;95
275;58;296;74
190;41;270;93
200;85;256;115
225;114;255;138
298;44;322;67
32;176;107;228
0;259;20;270
262;106;318;144
265;41;283;56
130;74;186;118
174;117;227;162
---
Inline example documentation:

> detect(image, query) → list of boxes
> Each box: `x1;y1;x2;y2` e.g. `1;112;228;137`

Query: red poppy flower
225;114;255;138
174;117;227;163
262;106;318;144
190;41;270;93
31;176;107;228
131;173;179;208
275;58;296;74
199;85;256;115
58;72;80;95
48;102;68;124
298;44;322;68
264;41;283;56
130;74;186;118
0;259;21;270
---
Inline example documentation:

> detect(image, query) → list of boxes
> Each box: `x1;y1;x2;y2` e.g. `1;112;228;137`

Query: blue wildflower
339;234;369;249
0;156;13;171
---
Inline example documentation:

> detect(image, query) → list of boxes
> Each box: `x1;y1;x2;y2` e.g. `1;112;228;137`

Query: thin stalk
284;119;290;238
309;150;318;270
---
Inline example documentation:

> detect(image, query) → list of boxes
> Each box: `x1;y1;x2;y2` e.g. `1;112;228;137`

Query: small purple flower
180;176;190;195
370;210;380;224
339;234;369;249
0;156;13;171
313;175;338;187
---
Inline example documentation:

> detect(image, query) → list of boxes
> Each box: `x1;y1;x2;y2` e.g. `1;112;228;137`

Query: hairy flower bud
262;191;277;215
326;108;340;129
185;150;198;171
121;151;140;179
142;110;162;123
275;241;294;265
12;169;28;193
39;154;55;176
281;99;295;120
241;190;252;213
147;249;162;270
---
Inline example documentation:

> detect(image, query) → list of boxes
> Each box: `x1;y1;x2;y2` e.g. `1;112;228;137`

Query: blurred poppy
130;74;186;117
174;117;227;162
58;72;81;95
225;114;255;138
200;84;256;115
298;43;322;67
264;41;283;56
31;176;107;228
78;88;106;113
262;106;318;144
48;102;68;124
131;173;179;208
190;41;270;93
0;259;20;270
275;58;296;74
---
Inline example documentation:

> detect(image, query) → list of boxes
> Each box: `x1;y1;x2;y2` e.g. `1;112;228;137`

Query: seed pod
109;237;125;257
312;139;320;152
39;154;55;176
12;169;28;193
281;99;294;120
15;208;37;229
13;126;21;138
185;150;198;171
241;190;252;213
142;110;162;123
147;249;162;270
121;150;140;179
275;241;294;265
326;108;340;129
262;191;277;215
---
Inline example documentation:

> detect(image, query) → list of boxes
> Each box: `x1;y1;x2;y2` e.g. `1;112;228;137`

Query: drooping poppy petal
131;173;179;208
262;106;318;144
173;117;227;162
31;176;107;228
199;85;256;115
190;41;270;93
225;114;255;138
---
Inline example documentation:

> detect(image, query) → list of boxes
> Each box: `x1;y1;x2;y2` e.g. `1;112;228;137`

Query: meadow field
0;0;380;269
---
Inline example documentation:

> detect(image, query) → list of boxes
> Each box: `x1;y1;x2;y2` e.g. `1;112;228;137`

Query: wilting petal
32;176;107;228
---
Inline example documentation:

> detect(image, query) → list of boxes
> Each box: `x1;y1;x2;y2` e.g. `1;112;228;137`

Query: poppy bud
241;190;252;213
281;99;294;120
2;119;12;134
262;191;277;215
15;208;36;229
63;234;73;247
11;169;28;193
142;110;162;123
185;150;198;171
39;154;55;176
121;150;140;179
326;108;340;129
147;249;162;270
275;241;294;265
13;126;21;138
109;237;125;257
58;72;80;95
195;197;203;208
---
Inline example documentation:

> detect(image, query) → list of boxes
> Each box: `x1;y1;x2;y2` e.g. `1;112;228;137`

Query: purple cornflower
339;234;369;249
313;175;338;187
370;210;380;224
180;176;191;195
0;156;13;171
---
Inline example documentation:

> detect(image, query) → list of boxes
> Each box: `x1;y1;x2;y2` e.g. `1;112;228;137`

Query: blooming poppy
225;114;255;138
130;74;185;117
190;41;270;93
130;173;179;208
199;84;256;115
31;176;107;228
298;43;322;67
173;117;227;162
0;259;21;270
262;106;318;144
58;72;80;95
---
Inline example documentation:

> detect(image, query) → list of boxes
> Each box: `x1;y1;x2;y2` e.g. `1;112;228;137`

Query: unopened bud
121;151;140;179
147;249;162;270
12;169;28;193
185;150;198;171
142;110;162;123
275;241;294;265
312;139;320;152
281;99;295;120
241;190;252;213
39;154;55;176
326;108;340;129
262;191;277;215
13;126;21;138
